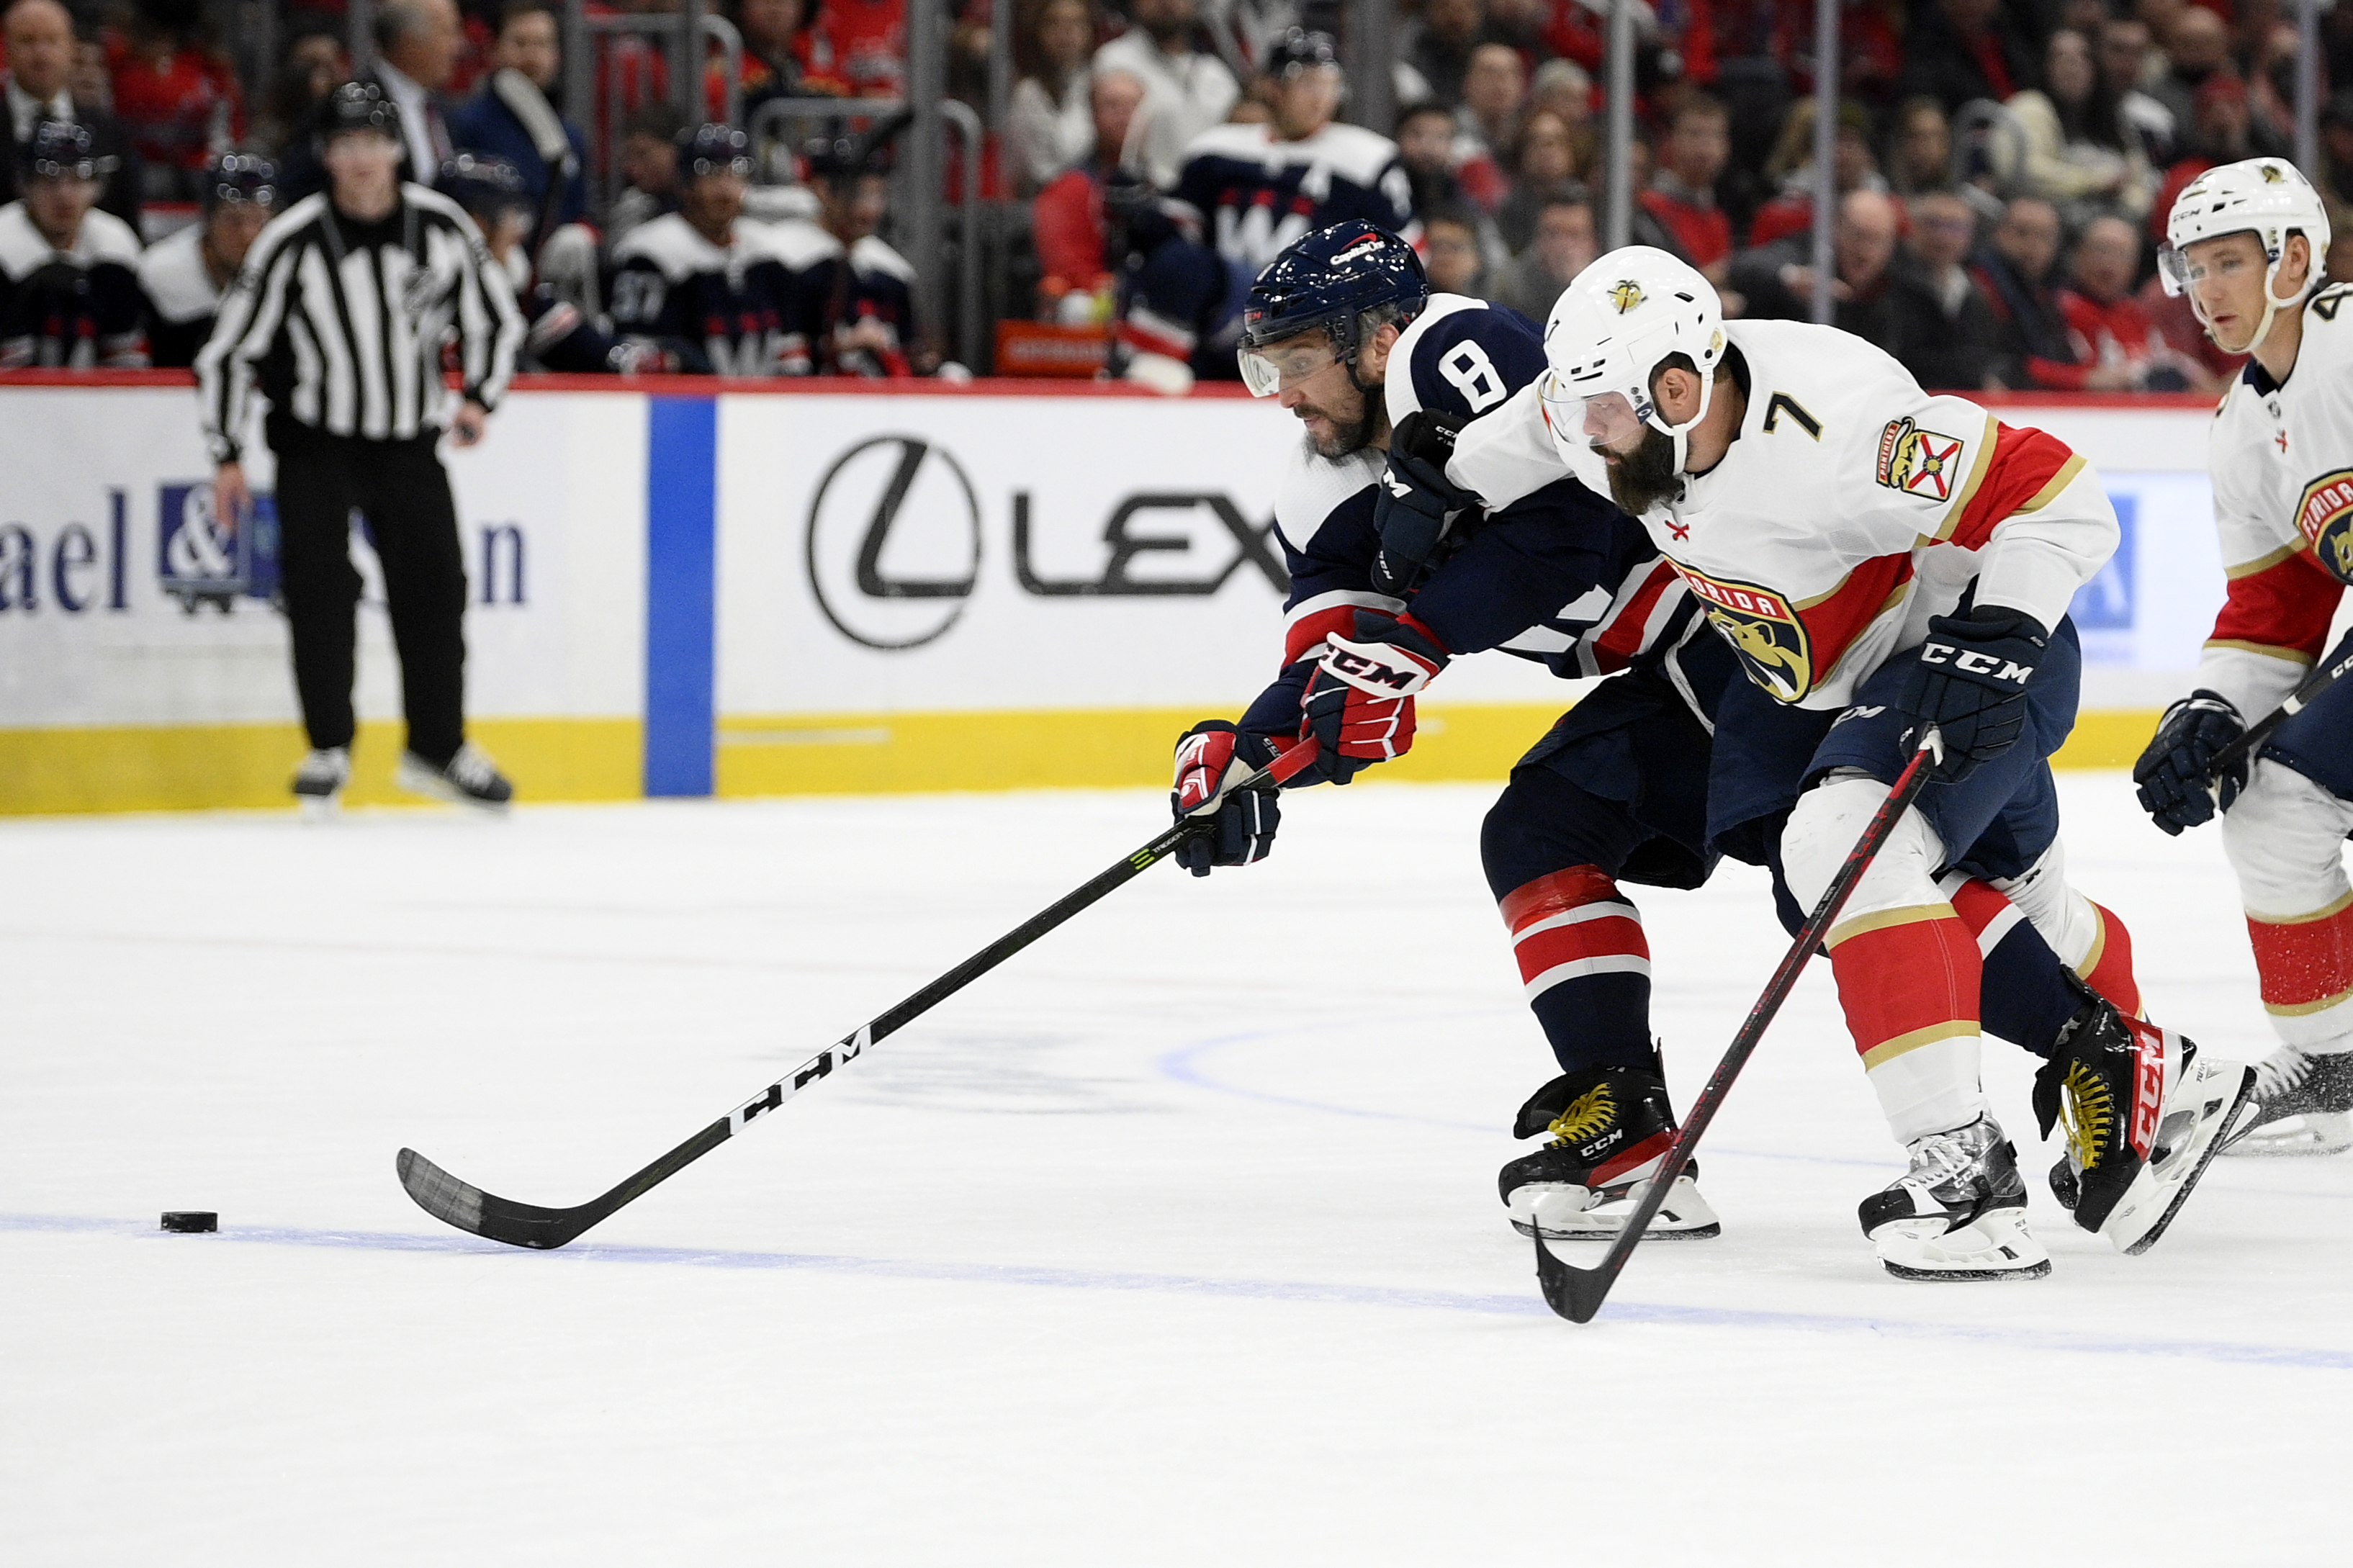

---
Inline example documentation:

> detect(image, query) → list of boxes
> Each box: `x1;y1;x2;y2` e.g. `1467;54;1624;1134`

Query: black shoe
1499;1056;1719;1240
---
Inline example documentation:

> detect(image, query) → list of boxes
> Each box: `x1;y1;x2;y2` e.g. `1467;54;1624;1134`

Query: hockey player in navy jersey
608;124;798;375
0;120;145;369
768;129;923;378
442;152;667;374
1171;221;1740;1241
1169;30;1415;273
137;152;275;369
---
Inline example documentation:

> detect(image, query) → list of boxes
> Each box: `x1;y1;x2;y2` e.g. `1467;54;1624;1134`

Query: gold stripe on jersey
2204;636;2319;664
1927;414;2002;543
2015;454;2087;513
2226;541;2301;580
2246;889;2353;925
1858;1019;1978;1069
1827;903;1953;949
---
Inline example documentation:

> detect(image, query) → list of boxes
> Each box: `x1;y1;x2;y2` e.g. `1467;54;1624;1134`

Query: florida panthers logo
2296;468;2353;583
1874;418;1966;501
1675;564;1815;703
1606;279;1645;314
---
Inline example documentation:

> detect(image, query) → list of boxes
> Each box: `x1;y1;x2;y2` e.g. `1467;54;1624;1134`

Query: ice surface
4;774;2347;1564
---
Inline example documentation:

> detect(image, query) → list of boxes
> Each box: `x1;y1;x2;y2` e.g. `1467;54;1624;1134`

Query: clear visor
1239;335;1341;397
2156;241;2191;298
1537;374;1647;451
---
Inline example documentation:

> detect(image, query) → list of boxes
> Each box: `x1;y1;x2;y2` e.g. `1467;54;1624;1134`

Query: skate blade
1872;1209;2050;1281
2220;1109;2353;1158
2106;1060;2257;1256
1510;1175;1721;1242
296;793;341;822
392;765;510;813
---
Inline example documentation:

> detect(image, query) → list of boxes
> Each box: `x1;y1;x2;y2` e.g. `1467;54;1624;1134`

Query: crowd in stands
5;0;2353;388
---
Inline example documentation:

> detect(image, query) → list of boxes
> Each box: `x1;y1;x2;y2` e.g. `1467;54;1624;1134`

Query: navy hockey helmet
440;151;531;219
202;150;279;210
1264;26;1341;78
802;109;912;183
676;122;752;183
19;119;117;182
317;80;403;145
1238;221;1428;397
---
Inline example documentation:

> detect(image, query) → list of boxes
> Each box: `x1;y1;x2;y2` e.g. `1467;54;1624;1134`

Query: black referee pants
268;416;468;766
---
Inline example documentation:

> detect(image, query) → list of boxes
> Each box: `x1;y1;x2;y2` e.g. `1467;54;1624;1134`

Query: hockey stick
2204;639;2353;783
396;739;1322;1248
1534;728;1944;1323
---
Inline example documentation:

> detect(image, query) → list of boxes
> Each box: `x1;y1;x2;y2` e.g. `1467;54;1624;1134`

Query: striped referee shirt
195;185;523;463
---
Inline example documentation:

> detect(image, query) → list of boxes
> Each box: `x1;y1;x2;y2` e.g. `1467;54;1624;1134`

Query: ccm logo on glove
1321;634;1441;695
1917;642;2035;683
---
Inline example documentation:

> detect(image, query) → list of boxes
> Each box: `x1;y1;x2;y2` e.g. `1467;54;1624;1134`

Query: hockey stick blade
1534;731;1943;1323
395;739;1323;1249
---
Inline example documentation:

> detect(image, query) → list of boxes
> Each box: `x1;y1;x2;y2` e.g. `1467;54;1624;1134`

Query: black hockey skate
1501;1057;1719;1241
292;745;349;820
2038;996;2253;1253
394;743;513;810
1860;1114;2049;1281
2223;1044;2353;1156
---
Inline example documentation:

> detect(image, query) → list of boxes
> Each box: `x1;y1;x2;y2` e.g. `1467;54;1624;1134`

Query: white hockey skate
1514;1172;1722;1243
2040;1007;2255;1255
2223;1043;2353;1157
292;746;349;821
1860;1114;2050;1281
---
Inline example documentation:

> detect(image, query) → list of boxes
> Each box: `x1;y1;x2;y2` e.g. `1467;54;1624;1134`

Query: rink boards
0;377;2236;813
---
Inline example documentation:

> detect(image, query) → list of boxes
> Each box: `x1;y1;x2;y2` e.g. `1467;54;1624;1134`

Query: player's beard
1604;425;1683;515
1295;383;1385;459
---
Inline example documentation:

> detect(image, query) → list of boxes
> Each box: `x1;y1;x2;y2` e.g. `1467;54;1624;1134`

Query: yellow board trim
0;718;641;815
0;704;2179;814
2247;888;2353;926
1860;1019;1978;1070
1827;902;1956;950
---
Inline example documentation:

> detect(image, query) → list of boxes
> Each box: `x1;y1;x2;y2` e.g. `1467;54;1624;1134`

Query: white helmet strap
2197;228;2311;357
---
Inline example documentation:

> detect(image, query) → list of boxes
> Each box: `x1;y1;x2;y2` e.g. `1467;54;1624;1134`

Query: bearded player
1438;247;2253;1279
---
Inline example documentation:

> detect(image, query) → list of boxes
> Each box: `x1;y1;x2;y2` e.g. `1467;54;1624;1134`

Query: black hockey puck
161;1211;217;1233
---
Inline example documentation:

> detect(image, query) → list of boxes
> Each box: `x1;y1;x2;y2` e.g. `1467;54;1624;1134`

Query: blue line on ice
7;1210;2349;1371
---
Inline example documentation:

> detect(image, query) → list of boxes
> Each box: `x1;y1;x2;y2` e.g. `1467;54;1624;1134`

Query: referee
197;81;525;814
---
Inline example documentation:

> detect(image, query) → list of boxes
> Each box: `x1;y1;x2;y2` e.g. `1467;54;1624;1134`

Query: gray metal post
904;0;948;357
563;0;592;136
1344;0;1398;135
350;0;377;76
1603;0;1634;249
676;0;706;120
2297;0;2323;183
1809;0;1840;325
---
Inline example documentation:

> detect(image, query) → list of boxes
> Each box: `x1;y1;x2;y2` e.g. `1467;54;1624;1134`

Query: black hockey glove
1372;410;1475;597
1171;721;1285;875
1896;605;2048;783
1302;612;1451;780
2132;690;2247;837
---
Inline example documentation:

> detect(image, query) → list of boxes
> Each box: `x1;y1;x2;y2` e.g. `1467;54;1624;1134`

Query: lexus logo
805;435;981;650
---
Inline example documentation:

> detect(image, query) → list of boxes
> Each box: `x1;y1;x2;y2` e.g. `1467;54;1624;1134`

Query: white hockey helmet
1537;246;1727;473
2159;156;2332;354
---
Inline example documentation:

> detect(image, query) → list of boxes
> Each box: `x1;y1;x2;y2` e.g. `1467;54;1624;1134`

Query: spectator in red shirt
1642;91;1732;281
1032;66;1143;322
102;0;246;199
2053;212;2213;390
805;0;907;99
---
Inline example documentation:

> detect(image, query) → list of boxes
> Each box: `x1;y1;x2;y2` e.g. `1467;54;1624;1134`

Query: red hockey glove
1300;613;1450;778
1170;721;1285;875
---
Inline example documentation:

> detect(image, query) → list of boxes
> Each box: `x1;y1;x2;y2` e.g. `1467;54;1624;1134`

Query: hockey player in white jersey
2136;159;2353;1155
1449;247;2254;1277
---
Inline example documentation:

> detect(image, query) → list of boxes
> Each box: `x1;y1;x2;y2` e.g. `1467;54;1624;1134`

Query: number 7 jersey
1456;317;2120;709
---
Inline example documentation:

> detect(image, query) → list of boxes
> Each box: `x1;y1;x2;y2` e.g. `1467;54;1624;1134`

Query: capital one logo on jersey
2295;468;2353;582
1874;418;1967;501
1674;564;1814;702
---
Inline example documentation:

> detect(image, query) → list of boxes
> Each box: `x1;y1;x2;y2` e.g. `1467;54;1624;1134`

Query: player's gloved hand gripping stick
2141;639;2353;832
396;738;1326;1249
1535;728;1945;1323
